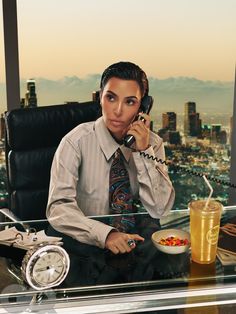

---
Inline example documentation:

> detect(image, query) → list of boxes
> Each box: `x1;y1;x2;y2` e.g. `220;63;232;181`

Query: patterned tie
109;148;135;232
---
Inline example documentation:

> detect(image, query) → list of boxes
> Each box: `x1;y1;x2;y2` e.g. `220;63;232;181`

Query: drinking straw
203;175;213;210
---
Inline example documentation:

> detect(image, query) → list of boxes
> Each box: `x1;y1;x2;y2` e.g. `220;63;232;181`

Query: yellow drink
189;200;222;264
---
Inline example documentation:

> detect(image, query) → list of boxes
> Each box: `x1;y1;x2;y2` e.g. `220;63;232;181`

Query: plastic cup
189;200;222;264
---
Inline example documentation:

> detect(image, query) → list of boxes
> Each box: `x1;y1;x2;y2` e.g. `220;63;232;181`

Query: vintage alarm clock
21;243;70;290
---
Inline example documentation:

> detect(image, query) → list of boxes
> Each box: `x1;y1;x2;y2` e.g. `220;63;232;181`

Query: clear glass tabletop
0;207;235;313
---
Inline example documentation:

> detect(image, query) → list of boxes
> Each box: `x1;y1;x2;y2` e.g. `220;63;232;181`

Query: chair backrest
4;101;100;220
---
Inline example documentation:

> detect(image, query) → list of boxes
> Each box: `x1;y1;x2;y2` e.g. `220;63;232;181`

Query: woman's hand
105;231;144;254
127;113;150;151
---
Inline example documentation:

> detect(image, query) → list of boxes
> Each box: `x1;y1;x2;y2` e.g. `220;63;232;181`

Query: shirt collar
95;117;132;162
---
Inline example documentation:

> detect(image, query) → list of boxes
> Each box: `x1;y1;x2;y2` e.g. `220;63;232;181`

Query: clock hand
35;267;49;272
35;266;62;273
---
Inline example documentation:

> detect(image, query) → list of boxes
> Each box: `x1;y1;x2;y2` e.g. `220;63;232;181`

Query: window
1;0;236;209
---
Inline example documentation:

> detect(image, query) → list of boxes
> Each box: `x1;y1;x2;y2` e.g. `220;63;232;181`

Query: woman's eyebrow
125;96;139;100
106;90;138;100
106;90;117;96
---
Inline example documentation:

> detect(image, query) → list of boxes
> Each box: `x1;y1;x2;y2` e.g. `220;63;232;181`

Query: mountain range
0;75;234;117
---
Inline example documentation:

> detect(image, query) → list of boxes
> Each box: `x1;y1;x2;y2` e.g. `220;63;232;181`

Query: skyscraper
161;112;181;144
25;79;37;108
202;124;211;139
169;131;181;145
162;112;177;131
211;124;221;143
184;101;201;137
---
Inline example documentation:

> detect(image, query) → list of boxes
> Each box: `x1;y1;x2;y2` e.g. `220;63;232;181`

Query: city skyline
16;78;235;134
0;73;234;114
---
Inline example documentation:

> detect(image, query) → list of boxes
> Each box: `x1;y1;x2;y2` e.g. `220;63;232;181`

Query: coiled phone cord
139;151;236;189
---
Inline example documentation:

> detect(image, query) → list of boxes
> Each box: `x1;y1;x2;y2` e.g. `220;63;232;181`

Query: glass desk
0;207;235;313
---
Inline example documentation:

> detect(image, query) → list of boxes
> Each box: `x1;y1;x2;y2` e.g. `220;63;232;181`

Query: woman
46;61;175;254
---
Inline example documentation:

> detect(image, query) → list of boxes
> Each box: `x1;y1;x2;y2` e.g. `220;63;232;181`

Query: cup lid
189;200;222;212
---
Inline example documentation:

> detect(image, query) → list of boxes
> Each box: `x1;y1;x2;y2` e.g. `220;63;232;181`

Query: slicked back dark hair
100;61;149;98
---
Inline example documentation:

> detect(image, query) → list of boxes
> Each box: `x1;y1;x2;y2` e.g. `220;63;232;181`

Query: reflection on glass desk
0;207;235;313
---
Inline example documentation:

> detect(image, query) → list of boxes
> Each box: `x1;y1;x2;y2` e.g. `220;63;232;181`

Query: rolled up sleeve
132;136;175;218
46;137;113;248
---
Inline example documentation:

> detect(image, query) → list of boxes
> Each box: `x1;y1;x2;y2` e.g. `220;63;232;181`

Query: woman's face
100;77;142;141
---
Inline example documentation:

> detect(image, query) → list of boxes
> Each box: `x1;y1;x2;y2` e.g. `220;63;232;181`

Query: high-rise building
184;101;201;136
169;131;181;145
211;124;221;143
189;112;202;137
202;124;211;139
218;130;227;144
162;112;176;131
25;79;37;108
184;102;195;135
157;128;169;142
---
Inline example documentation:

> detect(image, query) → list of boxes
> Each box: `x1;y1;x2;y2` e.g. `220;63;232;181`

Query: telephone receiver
123;95;154;147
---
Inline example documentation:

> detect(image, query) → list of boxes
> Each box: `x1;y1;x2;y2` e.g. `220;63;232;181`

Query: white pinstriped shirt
46;117;175;248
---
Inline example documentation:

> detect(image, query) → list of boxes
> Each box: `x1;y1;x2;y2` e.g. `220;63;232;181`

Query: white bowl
151;229;190;254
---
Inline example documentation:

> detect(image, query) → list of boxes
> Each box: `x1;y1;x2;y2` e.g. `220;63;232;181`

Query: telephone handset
123;95;154;147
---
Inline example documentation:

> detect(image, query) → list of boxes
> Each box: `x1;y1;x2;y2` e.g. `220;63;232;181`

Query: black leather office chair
4;101;101;221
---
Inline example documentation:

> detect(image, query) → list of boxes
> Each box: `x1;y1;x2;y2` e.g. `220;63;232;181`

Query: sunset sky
1;0;235;82
0;0;235;113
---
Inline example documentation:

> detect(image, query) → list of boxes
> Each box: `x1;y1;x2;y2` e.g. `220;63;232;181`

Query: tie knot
114;148;122;159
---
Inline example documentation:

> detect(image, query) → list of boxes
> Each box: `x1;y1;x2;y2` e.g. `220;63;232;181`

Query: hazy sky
1;0;236;82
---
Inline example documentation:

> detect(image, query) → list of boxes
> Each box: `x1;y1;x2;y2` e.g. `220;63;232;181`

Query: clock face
22;244;70;290
32;251;65;285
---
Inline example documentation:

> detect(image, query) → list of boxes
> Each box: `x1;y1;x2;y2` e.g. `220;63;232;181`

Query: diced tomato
158;236;189;246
